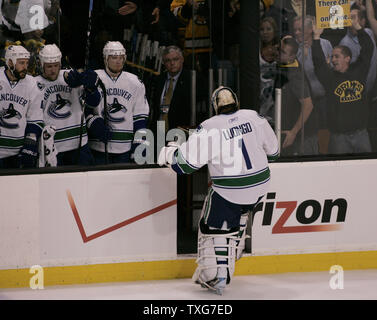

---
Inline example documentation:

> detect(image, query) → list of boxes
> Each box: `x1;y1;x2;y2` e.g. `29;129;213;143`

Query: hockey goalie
158;86;279;295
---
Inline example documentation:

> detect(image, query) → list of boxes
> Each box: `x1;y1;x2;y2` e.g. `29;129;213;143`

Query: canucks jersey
89;70;149;154
35;70;87;153
0;67;44;159
172;109;279;204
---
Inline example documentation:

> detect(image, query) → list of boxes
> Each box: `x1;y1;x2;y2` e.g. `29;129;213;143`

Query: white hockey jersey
0;67;44;159
35;70;87;153
172;109;279;204
89;70;149;154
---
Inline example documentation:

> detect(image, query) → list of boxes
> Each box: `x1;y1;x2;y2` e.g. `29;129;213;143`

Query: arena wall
1;160;377;288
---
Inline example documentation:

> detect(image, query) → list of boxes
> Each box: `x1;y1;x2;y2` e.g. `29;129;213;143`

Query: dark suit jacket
149;68;207;134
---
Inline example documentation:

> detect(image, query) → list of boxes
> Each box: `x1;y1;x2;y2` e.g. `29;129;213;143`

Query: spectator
366;0;377;37
0;0;22;44
277;36;317;156
137;0;175;43
149;45;206;235
150;45;206;134
259;43;278;127
339;5;377;97
92;0;139;43
293;15;333;153
265;0;316;37
312;13;373;154
171;0;211;72
260;16;279;49
13;0;61;75
259;16;279;126
364;0;377;151
260;0;273;19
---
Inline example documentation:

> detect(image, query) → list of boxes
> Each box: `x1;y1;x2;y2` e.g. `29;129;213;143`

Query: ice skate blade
195;277;227;295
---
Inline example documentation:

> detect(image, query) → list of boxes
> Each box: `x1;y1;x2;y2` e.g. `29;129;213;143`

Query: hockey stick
98;77;109;164
84;0;94;68
76;0;94;165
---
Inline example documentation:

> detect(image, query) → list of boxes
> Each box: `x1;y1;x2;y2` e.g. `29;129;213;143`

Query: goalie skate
192;219;239;295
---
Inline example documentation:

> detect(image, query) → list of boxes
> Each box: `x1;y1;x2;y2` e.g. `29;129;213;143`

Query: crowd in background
0;0;377;171
260;0;377;156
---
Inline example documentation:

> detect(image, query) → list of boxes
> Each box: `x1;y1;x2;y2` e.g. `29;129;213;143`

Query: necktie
161;77;174;131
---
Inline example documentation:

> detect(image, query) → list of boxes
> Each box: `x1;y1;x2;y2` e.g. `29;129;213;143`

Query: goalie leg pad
236;210;250;260
192;196;240;294
192;219;239;295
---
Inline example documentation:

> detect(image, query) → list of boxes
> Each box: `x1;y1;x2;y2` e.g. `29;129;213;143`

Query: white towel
38;125;57;167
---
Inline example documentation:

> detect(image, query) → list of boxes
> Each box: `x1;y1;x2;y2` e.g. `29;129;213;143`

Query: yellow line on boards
1;251;377;289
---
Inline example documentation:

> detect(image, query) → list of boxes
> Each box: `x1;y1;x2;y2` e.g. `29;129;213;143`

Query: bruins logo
334;80;364;103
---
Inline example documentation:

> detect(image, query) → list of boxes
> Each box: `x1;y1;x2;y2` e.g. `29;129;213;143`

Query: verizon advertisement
252;160;377;255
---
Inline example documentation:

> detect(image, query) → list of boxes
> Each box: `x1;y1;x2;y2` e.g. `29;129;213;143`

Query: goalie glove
157;141;179;166
19;133;38;168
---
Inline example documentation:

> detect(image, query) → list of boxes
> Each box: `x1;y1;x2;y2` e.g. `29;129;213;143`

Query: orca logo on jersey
105;98;127;123
253;192;347;233
0;103;22;129
47;94;72;119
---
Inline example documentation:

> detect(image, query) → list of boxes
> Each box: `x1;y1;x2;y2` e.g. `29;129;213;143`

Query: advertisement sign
0;168;177;270
39;169;177;264
252;160;377;255
315;0;351;29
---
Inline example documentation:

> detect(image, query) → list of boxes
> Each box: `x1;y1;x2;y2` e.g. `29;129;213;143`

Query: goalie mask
39;44;62;68
211;86;239;115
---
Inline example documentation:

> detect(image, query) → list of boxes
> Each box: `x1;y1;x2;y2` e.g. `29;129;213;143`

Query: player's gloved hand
83;88;101;107
157;141;179;166
81;69;99;90
64;69;83;88
19;133;39;168
87;115;112;143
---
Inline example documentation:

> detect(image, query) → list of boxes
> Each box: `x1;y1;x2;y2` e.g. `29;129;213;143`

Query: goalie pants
202;187;263;230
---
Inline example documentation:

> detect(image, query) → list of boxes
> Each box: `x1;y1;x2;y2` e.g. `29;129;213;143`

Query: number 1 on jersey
241;138;252;169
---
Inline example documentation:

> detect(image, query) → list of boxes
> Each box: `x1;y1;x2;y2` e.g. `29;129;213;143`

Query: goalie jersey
35;70;88;153
89;70;149;154
172;109;279;204
0;67;44;159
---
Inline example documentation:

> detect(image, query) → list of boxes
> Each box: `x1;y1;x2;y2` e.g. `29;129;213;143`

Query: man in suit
150;45;195;134
150;44;207;240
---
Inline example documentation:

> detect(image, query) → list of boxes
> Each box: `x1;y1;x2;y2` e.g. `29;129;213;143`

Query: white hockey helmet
39;44;62;68
5;45;30;69
211;86;239;114
103;41;126;61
